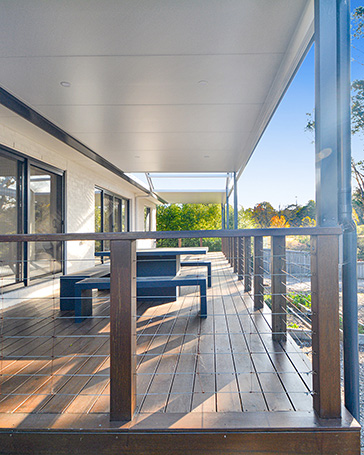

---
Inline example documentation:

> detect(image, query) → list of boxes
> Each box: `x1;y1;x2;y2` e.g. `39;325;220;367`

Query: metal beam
149;173;228;179
226;174;230;229
315;0;359;421
315;0;339;227
145;173;154;192
233;172;238;229
337;0;360;422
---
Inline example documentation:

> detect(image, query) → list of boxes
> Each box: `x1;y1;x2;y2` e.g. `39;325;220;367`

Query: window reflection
95;188;102;252
94;188;129;253
29;166;63;279
0;155;21;285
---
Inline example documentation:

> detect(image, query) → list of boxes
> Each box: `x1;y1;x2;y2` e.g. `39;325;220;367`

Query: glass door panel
114;197;122;232
0;154;21;285
95;188;102;252
122;199;128;232
29;166;63;279
103;193;113;250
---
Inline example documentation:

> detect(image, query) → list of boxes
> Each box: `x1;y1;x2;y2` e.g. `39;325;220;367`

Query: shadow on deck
0;252;359;454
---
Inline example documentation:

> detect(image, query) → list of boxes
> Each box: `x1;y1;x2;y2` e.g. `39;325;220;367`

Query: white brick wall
0;121;158;278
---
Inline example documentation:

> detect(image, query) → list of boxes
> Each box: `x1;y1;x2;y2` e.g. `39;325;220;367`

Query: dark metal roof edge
0;86;150;195
153;192;168;204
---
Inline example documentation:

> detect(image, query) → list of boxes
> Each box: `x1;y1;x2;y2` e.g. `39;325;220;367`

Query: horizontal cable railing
0;228;342;420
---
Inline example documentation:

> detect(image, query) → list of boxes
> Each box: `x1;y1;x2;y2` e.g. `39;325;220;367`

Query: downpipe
341;219;360;422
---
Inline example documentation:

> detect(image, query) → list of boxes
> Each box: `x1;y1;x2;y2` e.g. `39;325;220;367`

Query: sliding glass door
28;166;63;279
0;147;64;288
0;154;22;286
94;187;129;252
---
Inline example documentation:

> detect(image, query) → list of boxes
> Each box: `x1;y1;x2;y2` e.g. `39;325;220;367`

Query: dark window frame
144;206;152;232
95;186;130;252
0;144;65;289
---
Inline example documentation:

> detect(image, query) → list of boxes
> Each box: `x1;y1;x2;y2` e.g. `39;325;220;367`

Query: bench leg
200;281;207;318
60;278;78;311
75;287;93;323
207;263;212;288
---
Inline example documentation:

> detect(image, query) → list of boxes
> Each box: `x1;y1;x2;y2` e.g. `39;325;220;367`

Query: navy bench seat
73;275;207;323
60;264;110;311
180;260;212;287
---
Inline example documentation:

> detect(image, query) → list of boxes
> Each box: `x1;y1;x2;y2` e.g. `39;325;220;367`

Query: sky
134;1;364;211
238;0;364;210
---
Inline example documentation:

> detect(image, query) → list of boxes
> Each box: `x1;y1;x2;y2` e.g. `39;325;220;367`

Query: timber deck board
0;252;360;454
0;253;316;417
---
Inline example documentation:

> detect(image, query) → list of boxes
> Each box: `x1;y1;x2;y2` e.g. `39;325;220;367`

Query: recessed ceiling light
204;155;210;158
135;155;140;158
60;81;71;87
198;80;208;86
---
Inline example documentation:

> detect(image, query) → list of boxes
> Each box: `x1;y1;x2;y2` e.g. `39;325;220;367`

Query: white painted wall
0;120;158;298
134;197;157;249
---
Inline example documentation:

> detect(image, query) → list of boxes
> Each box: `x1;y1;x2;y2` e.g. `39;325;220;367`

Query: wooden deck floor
0;252;313;416
0;252;359;455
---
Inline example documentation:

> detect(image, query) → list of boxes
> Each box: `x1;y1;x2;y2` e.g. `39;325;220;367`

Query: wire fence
0;234;333;416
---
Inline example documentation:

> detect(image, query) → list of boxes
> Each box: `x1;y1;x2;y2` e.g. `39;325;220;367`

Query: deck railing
0;227;342;421
222;228;342;420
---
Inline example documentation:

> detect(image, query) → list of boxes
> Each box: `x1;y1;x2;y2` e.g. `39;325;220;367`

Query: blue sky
238;46;316;210
239;0;364;210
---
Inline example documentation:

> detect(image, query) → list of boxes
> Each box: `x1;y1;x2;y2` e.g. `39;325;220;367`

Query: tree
351;79;364;135
249;202;276;227
353;6;364;38
300;216;316;227
156;203;222;250
294;200;316;226
238;207;257;229
270;215;290;228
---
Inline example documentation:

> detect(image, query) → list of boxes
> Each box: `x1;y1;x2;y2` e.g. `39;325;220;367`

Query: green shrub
288;323;299;329
288;293;311;309
157;237;221;251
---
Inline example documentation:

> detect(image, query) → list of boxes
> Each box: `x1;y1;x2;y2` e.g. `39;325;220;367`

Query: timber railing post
271;235;286;342
229;237;232;266
231;236;234;267
311;234;341;418
253;236;264;309
244;236;252;292
110;239;137;421
238;237;243;280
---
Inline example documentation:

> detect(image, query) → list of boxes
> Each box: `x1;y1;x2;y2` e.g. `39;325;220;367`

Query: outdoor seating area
0;251;326;415
62;247;210;322
0;234;360;453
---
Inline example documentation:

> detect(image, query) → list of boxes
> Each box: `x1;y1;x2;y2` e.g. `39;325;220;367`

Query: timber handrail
0;226;342;242
0;228;342;421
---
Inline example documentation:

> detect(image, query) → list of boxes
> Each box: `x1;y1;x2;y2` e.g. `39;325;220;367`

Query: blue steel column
315;0;339;226
338;0;360;422
226;175;230;230
315;0;359;421
233;172;238;229
221;203;226;230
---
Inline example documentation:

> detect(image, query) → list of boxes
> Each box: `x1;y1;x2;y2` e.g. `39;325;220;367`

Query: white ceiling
156;191;226;205
0;0;313;174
